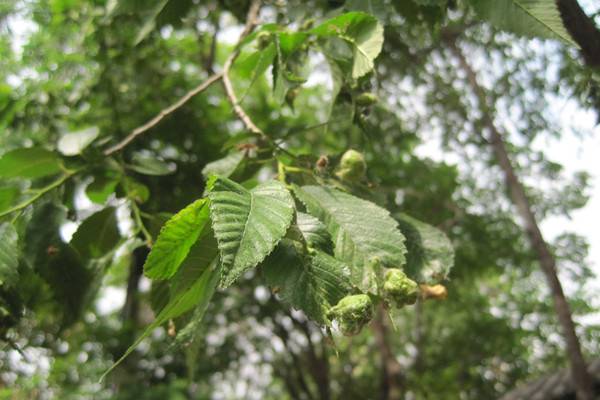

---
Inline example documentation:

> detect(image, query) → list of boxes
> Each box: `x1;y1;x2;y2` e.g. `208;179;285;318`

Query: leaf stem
131;201;153;247
0;171;77;218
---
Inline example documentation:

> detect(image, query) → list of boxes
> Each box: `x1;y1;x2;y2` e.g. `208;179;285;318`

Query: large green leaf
101;258;222;381
263;239;352;324
70;207;120;259
0;186;20;215
207;176;295;288
395;213;454;284
311;12;384;78
294;185;406;289
0;223;19;287
0;148;62;179
144;199;211;280
469;0;576;46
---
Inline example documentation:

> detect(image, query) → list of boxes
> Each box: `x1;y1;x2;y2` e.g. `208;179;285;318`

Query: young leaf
262;239;352;324
395;213;454;284
86;175;119;205
311;12;384;79
202;152;245;179
129;153;176;176
57;127;99;156
0;148;62;179
207;176;295;288
0;223;19;287
294;185;406;289
469;0;576;46
70;207;120;259
101;258;222;381
144;199;211;280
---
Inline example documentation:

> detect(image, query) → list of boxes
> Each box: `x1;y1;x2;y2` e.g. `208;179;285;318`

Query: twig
0;171;76;218
103;72;223;156
222;0;265;138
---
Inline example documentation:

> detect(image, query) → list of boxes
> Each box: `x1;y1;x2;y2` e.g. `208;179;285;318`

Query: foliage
0;0;597;398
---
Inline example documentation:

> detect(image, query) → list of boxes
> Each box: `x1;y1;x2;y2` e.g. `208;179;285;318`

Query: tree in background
0;0;598;399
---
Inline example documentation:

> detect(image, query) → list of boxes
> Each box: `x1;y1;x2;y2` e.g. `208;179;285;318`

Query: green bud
355;92;378;106
383;269;418;308
256;31;272;49
335;149;367;182
327;294;374;336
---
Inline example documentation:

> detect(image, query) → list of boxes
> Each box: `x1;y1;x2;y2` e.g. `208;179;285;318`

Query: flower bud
327;294;373;336
335;149;366;182
383;269;418;308
355;92;378;106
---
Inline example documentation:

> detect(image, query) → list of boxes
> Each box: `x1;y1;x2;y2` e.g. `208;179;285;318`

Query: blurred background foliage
0;0;598;399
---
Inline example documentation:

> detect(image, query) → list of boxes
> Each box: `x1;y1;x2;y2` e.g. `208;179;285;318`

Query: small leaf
296;212;333;253
143;199;211;280
85;175;119;205
294;185;406;290
202;152;245;179
263;239;352;324
208;176;295;288
70;207;120;259
394;213;454;284
311;12;384;78
0;148;62;179
101;258;221;381
57;127;100;156
469;0;576;46
0;223;19;287
129;153;176;176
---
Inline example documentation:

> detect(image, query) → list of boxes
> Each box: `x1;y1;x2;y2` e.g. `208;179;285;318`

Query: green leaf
0;148;62;179
0;186;20;214
57;127;99;156
0;223;19;287
263;239;352;324
202;151;245;179
469;0;576;46
208;176;295;288
296;211;333;253
134;0;170;45
311;12;384;79
394;213;454;284
143;199;211;280
129;153;176;176
101;258;222;381
85;175;119;205
344;0;387;21
70;207;120;259
294;185;406;289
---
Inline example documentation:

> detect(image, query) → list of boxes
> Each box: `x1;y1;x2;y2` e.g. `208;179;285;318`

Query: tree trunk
372;306;404;400
447;40;595;400
556;0;600;68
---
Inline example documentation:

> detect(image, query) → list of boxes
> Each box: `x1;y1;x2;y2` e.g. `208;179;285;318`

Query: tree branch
222;0;266;138
446;37;596;400
103;72;223;156
556;0;600;68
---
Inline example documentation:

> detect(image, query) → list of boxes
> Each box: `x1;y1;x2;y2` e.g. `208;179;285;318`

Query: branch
103;72;223;156
556;0;600;68
222;0;265;138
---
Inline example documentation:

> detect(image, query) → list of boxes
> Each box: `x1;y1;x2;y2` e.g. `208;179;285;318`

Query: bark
556;0;600;68
447;39;595;400
372;306;404;400
121;246;147;323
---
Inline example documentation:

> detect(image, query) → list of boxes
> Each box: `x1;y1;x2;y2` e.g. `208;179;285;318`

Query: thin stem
131;201;153;247
222;0;264;138
0;171;76;218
